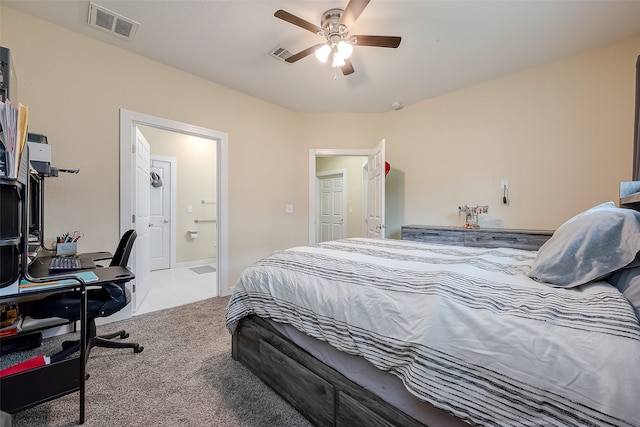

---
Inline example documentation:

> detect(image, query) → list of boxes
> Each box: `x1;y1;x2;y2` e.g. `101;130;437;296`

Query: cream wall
384;35;640;237
1;7;304;286
138;125;217;264
2;5;638;287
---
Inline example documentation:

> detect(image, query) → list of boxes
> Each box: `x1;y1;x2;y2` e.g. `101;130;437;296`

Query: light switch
187;205;193;213
285;204;294;214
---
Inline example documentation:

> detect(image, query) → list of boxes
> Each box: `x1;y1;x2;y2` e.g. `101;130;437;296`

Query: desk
27;255;133;288
0;252;134;424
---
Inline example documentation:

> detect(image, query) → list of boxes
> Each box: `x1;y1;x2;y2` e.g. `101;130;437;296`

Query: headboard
620;181;640;211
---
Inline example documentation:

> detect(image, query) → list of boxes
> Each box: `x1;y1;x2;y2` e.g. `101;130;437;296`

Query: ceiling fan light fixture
315;44;332;63
274;1;402;76
332;51;346;68
337;40;353;59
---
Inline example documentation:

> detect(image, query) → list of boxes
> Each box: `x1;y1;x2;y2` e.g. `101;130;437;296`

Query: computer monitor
27;172;44;244
0;46;18;103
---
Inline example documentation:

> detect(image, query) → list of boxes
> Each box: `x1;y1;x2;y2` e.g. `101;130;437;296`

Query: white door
366;139;386;238
149;158;172;271
318;174;345;242
132;128;151;310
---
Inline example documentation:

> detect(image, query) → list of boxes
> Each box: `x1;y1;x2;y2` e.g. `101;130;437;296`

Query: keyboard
49;255;82;271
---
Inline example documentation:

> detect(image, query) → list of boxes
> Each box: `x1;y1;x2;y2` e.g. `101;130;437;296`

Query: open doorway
316;158;367;242
119;109;229;317
137;125;218;273
309;141;386;244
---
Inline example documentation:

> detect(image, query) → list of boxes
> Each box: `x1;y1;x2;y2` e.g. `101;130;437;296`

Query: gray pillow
529;203;640;287
607;267;640;320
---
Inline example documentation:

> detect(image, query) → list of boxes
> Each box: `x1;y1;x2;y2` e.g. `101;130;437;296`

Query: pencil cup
56;242;77;255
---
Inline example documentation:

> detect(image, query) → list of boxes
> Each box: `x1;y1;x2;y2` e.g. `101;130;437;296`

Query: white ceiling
4;0;640;113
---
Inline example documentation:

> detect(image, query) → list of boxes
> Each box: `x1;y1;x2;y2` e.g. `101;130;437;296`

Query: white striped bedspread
225;238;640;427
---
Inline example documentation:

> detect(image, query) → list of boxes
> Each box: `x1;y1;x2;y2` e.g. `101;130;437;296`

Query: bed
226;195;640;427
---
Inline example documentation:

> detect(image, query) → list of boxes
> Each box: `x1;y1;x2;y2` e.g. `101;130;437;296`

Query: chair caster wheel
134;345;144;353
120;332;129;339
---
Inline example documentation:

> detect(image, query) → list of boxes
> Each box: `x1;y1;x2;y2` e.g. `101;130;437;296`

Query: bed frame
232;315;429;426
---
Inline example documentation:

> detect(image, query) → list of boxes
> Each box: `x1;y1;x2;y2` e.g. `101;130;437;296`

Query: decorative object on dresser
401;225;553;251
457;204;489;229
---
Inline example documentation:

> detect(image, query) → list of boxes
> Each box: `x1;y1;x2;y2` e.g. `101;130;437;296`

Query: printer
27;133;78;177
27;132;52;175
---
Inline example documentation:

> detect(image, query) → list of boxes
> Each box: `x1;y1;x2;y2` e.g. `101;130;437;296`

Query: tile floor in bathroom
134;263;218;316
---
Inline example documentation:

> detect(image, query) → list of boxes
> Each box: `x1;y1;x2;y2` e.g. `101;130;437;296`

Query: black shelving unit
0;179;22;289
0;148;88;424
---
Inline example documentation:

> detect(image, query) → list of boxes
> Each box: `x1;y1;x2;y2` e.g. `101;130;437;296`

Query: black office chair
28;229;143;362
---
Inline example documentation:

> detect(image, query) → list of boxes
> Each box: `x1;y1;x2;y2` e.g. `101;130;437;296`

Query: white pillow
529;203;640;287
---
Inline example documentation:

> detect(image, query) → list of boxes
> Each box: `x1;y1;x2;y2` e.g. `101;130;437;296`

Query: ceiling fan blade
285;44;325;63
339;0;370;28
352;35;401;48
341;59;355;76
274;9;321;34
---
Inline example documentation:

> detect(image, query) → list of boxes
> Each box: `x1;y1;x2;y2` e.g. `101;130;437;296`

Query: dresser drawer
464;230;552;251
401;226;464;246
402;225;553;250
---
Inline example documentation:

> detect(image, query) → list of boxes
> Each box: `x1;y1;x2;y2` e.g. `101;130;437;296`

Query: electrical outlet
285;204;294;214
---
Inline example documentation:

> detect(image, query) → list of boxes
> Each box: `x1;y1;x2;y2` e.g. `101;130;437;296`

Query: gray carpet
0;297;313;427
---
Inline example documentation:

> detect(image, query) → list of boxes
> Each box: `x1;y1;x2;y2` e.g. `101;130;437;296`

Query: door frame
120;109;230;298
150;155;177;270
316;169;347;241
309;149;373;244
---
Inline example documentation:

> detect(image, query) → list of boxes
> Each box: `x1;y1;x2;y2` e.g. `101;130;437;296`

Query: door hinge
132;214;136;223
132;284;136;293
132;144;136;154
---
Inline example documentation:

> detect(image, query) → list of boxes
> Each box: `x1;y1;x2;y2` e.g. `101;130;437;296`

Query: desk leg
79;284;87;424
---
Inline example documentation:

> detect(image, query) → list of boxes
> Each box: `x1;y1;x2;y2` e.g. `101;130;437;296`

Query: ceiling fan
274;0;401;76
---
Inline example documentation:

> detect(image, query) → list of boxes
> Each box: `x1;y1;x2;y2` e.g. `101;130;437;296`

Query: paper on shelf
0;100;28;178
19;271;99;292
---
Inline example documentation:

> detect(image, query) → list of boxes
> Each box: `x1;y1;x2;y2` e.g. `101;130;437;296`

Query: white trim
119;109;230;297
362;159;369;237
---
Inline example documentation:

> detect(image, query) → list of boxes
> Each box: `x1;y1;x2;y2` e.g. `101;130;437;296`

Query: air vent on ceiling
269;46;293;63
88;2;139;41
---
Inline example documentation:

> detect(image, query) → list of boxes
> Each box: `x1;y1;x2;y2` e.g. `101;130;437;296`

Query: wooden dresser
401;225;554;251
